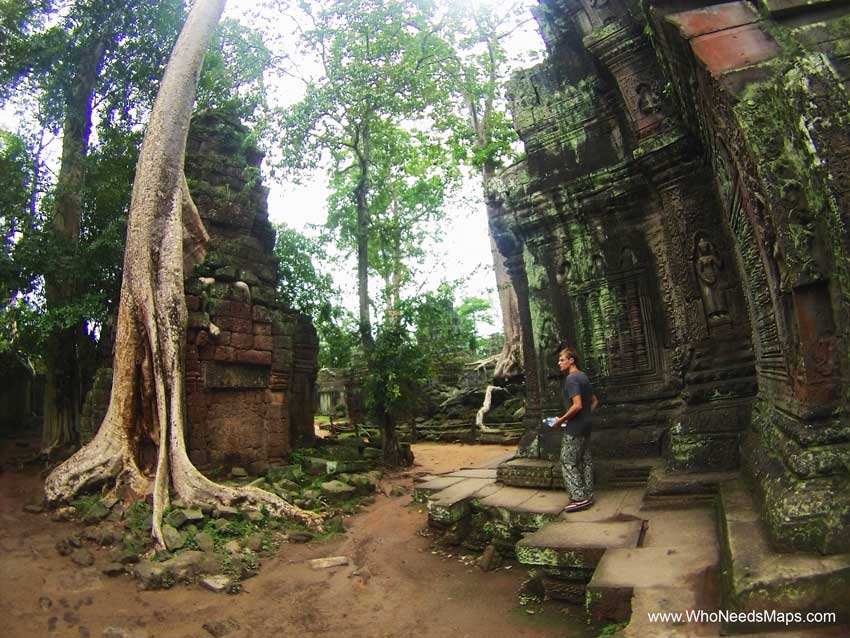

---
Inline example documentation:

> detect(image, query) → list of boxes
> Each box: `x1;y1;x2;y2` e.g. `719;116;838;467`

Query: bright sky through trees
1;0;545;334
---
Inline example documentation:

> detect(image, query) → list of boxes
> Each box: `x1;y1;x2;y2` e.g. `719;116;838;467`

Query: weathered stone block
252;305;273;323
229;332;254;349
213;346;235;362
236;349;272;366
497;458;555;489
254;335;274;351
203;362;269;389
253;322;272;336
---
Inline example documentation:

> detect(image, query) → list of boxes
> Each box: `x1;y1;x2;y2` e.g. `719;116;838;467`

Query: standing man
551;346;599;513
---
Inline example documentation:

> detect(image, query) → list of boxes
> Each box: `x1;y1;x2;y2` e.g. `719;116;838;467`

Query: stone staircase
415;465;850;637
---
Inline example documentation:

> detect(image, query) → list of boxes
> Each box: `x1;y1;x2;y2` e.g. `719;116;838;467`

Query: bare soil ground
0;437;597;638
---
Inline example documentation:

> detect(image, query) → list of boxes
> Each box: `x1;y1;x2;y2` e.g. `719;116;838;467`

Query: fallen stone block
309;556;349;570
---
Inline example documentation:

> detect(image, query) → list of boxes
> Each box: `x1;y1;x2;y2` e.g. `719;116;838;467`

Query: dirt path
0;440;596;638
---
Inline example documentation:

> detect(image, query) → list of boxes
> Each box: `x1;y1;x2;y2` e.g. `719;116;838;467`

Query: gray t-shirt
562;370;594;436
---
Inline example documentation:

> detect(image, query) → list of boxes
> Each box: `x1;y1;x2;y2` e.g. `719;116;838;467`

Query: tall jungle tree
44;0;320;546
277;0;450;350
1;0;188;455
443;2;535;380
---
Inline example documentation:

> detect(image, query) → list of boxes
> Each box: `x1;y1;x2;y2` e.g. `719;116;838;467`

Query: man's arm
591;394;599;413
554;394;582;427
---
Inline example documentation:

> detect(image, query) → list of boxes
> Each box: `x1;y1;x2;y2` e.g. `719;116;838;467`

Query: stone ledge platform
416;467;850;637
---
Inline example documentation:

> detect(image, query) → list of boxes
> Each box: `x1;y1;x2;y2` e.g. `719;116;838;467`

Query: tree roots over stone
44;0;321;547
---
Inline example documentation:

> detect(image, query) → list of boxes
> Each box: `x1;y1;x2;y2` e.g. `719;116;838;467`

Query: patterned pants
560;432;593;501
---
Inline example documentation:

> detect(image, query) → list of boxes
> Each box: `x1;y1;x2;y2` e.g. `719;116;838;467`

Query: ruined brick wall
497;0;850;552
180;110;318;472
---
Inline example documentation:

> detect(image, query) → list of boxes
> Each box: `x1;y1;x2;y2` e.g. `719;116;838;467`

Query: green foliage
273;223;337;321
436;2;531;176
69;493;102;517
276;0;459;346
413;285;495;367
364;310;428;423
272;222;357;367
196;17;272;123
0;130;35;312
0;1;273;371
125;500;154;534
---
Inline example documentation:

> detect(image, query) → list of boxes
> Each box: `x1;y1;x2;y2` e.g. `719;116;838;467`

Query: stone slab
445;468;499;479
641;507;717;548
691;24;783;76
514;490;571;515
557;489;641;523
719;481;850;632
413;475;466;501
645;467;738;496
667;1;761;40
588;544;718;626
516;519;644;569
623;585;710;638
591;544;719;590
476;486;539;510
427;477;496;524
203;361;269;389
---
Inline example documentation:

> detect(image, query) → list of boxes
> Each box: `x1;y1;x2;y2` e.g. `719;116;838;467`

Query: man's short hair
560;346;579;366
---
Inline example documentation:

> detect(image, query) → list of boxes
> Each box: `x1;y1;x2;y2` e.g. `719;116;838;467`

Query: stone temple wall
182;111;318;472
494;0;850;553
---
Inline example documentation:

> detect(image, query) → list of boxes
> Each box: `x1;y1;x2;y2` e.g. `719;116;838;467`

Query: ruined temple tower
491;0;850;564
182;112;318;472
81;111;318;473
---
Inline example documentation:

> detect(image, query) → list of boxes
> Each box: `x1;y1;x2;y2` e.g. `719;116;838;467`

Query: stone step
596;458;661;490
642;467;739;510
425;477;498;525
497;456;661;490
443;468;499;479
413;475;467;502
497;458;556;489
516;519;645;571
718;480;850;634
586;543;718;624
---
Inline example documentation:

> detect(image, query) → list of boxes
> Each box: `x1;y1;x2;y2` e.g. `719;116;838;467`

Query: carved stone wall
181;111;318;472
495;0;850;553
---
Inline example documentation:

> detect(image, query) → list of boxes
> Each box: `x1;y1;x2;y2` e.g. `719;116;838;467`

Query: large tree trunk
45;0;321;545
41;30;110;456
483;161;522;381
354;122;374;350
489;228;522;380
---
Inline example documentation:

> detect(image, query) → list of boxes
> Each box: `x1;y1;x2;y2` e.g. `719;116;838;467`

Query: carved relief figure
636;82;660;116
694;234;728;321
591;254;605;278
556;257;573;285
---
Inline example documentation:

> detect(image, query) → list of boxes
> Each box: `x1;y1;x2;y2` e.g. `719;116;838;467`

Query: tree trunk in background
483;158;522;381
355;123;374;350
380;411;401;466
41;31;110;456
489;229;523;380
44;0;321;546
